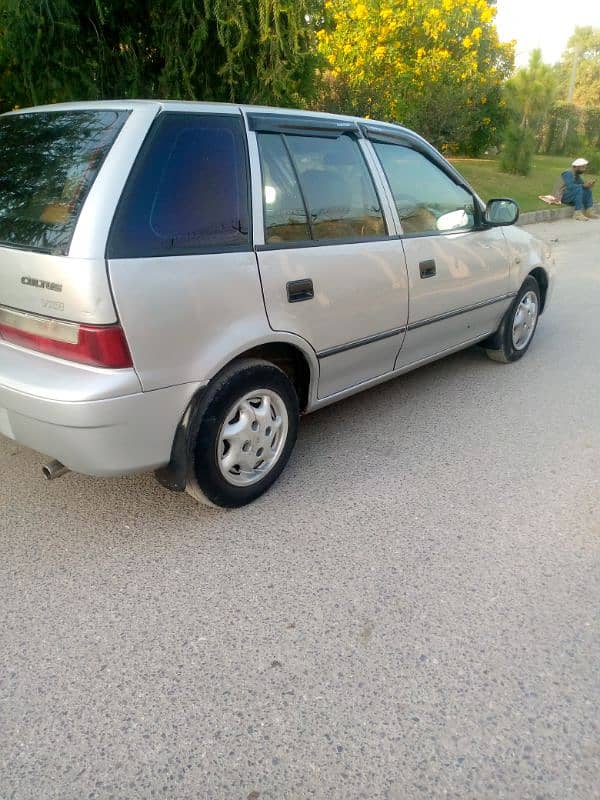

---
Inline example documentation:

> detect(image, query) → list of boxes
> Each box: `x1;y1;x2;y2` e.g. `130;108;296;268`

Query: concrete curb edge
518;201;600;226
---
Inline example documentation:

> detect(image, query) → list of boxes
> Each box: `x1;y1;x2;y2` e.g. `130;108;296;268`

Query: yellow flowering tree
316;0;514;154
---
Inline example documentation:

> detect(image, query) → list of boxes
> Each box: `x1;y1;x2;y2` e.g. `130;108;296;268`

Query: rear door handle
287;278;314;303
419;259;436;279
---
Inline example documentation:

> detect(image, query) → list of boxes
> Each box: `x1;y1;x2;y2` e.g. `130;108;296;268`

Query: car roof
2;97;411;135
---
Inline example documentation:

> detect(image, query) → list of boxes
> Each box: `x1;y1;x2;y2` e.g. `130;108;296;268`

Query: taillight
0;306;132;368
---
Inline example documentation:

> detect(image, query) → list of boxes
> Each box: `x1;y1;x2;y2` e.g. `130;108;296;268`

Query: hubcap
217;390;288;487
512;290;539;351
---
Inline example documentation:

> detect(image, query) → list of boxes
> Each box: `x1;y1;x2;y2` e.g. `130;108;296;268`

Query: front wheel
185;359;299;508
485;276;541;363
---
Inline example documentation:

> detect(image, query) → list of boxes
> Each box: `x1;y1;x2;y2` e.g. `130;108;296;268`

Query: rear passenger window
108;113;250;258
256;132;386;244
257;133;311;243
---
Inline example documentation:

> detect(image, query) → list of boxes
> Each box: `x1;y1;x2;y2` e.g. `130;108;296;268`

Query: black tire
485;276;541;363
185;359;299;508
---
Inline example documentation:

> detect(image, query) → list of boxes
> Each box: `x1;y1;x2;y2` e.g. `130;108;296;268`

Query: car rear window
0;109;129;255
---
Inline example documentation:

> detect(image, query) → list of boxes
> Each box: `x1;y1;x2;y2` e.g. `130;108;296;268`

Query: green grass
448;154;597;213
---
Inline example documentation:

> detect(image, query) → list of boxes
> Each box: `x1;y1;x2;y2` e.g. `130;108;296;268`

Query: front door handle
419;259;436;279
287;278;314;303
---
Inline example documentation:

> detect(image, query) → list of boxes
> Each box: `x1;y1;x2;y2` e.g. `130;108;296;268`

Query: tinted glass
257;133;311;243
285;134;386;241
0;110;128;255
373;143;475;235
109;113;250;258
286;136;386;239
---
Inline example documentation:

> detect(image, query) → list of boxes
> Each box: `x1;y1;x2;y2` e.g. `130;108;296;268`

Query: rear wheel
486;276;540;363
185;359;299;508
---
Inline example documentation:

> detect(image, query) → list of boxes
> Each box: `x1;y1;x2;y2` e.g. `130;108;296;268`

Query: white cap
572;158;589;167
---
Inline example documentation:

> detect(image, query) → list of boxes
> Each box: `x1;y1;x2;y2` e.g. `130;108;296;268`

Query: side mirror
485;198;519;226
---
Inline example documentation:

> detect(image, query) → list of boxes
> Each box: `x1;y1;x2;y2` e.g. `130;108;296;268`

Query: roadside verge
518;202;600;226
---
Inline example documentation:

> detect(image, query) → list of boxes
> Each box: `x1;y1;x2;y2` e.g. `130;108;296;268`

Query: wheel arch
482;272;543;354
154;340;316;493
234;342;313;413
528;266;549;313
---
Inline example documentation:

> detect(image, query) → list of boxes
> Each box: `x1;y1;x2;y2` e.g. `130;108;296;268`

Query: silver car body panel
308;331;493;412
256;240;409;398
244;123;267;247
396;227;512;367
0;336;201;475
0;338;141;400
107;251;319;392
0;100;554;477
0;378;202;476
502;225;555;306
0;247;117;324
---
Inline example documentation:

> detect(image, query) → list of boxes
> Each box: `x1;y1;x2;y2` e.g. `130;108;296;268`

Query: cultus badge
21;276;63;292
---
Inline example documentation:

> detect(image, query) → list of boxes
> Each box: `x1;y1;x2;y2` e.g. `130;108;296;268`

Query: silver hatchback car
0;101;553;507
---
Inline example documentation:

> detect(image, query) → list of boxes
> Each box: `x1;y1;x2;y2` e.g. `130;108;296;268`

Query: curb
518;201;600;226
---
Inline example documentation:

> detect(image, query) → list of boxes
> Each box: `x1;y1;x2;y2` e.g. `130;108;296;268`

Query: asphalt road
1;218;599;800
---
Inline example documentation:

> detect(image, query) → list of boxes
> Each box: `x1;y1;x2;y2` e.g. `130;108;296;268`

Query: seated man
553;158;597;221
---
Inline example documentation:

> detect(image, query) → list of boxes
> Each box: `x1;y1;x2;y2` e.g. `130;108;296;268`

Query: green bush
500;124;536;175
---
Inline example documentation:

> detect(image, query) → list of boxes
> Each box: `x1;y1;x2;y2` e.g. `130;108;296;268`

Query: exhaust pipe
42;459;69;480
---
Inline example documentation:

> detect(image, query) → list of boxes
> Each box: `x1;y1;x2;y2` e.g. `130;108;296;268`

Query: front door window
373;143;475;235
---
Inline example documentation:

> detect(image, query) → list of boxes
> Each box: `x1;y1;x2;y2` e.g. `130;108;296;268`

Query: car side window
108;113;250;258
257;133;311;243
373;143;475;235
256;132;386;244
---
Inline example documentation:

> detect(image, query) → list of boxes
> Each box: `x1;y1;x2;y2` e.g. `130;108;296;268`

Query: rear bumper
0;342;202;476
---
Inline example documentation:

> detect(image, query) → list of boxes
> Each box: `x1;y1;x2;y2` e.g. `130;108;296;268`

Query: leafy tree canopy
316;0;514;154
0;0;318;111
557;26;600;109
503;49;557;130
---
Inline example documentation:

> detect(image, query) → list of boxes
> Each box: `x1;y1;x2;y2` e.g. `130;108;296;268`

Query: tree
0;0;318;111
539;27;600;155
498;50;557;173
557;26;600;109
153;0;319;105
315;0;514;154
503;49;557;134
540;102;582;155
499;122;535;175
